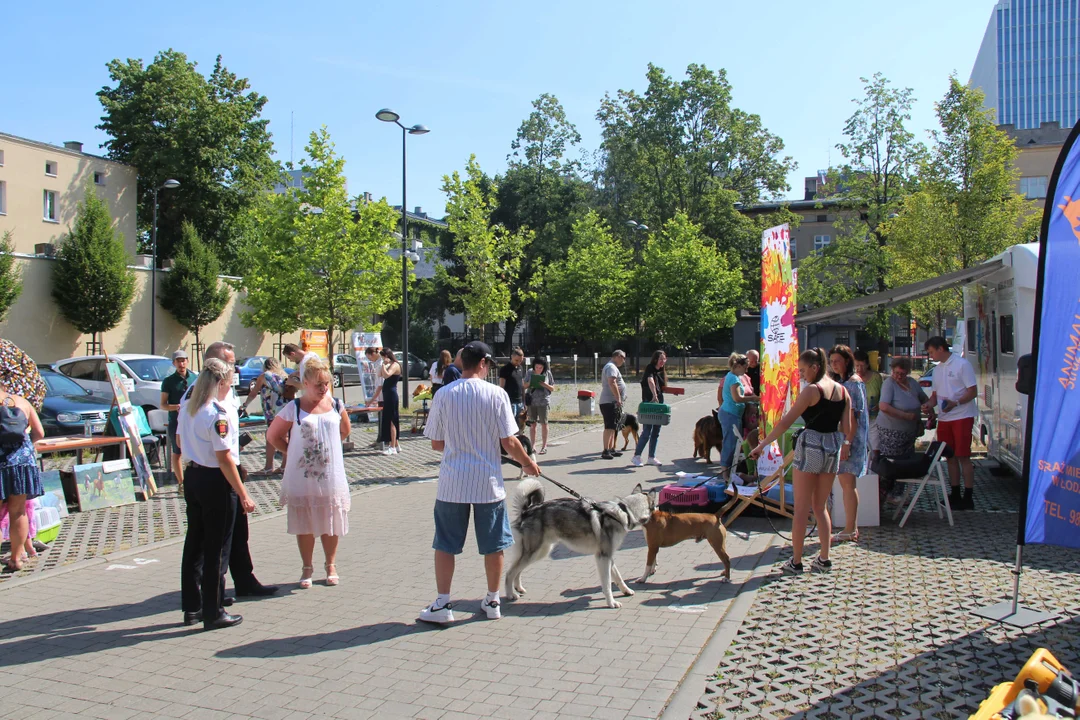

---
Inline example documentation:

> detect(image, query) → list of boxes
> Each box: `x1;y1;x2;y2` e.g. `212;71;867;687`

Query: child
0;496;39;566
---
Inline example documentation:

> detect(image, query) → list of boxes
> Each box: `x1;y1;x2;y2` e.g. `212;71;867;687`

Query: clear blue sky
2;0;994;216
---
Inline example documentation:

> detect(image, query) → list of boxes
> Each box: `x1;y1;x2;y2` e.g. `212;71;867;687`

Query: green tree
159;222;230;350
440;155;532;331
508;93;583;183
540;211;634;344
637;213;743;348
797;73;923;336
595;63;794;304
244;128;401;366
52;185;136;348
885;77;1041;333
97;49;277;271
0;232;23;322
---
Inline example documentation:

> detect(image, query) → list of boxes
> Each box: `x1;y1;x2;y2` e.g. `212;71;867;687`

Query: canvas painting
39;469;69;519
72;460;137;512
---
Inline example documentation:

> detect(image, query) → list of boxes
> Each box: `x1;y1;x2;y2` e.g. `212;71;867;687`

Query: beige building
0;132;296;363
1003;121;1073;201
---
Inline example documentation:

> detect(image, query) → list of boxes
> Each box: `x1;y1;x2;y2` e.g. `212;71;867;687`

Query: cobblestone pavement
0;411;602;586
694;461;1080;720
0;384;783;719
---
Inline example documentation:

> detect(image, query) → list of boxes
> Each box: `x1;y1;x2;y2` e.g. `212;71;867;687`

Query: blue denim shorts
433;499;514;555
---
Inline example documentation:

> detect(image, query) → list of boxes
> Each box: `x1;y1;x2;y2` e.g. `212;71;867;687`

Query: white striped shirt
424;377;518;504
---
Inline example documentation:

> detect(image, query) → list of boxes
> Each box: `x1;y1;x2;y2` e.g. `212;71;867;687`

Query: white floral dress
278;399;350;536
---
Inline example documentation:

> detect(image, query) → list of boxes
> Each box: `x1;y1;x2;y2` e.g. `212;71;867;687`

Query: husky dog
505;481;652;609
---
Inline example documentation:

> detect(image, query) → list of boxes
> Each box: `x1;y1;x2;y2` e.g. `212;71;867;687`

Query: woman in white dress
266;357;351;588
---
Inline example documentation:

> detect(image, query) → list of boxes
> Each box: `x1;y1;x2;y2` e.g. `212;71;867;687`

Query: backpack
0;398;28;446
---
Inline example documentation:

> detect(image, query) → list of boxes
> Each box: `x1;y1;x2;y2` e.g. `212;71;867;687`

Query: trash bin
577;390;596;416
868;350;881;373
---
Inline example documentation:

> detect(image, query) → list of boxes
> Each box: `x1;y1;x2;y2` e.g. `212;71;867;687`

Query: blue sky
2;0;994;216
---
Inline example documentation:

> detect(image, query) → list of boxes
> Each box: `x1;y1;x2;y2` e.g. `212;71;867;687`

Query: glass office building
970;0;1079;130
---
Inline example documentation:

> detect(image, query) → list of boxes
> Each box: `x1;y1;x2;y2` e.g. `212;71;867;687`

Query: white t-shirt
177;399;239;467
424;377;518;504
430;360;442;386
297;351;319;382
932;352;978;421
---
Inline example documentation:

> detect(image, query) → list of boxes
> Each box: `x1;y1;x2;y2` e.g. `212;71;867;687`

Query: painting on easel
72;460;137;511
105;361;156;497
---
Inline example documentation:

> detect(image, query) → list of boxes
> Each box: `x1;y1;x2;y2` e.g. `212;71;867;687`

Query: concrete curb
658;536;782;720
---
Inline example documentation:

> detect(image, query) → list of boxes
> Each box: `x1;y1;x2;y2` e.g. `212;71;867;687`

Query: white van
961;243;1039;476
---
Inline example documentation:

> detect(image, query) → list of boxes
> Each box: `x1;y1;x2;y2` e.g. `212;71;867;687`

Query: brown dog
638;490;732;584
692;415;724;463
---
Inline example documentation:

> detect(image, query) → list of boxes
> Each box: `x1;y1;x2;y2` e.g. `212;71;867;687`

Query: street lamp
626;220;649;374
150;178;180;355
376;108;429;409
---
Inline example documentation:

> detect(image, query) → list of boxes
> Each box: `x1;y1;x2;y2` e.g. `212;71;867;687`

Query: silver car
53;354;174;411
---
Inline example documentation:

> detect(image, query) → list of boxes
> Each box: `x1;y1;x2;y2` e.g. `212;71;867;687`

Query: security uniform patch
215;419;229;438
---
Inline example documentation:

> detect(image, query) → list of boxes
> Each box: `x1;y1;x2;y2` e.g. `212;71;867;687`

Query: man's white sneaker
481;597;502;620
382;448;395;456
647;457;663;466
418;602;454;624
630;455;643;467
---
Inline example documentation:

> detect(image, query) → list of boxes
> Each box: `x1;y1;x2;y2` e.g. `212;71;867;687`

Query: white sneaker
418;601;455;624
481;597;502;620
630;455;643;467
647;457;663;466
382;448;395;456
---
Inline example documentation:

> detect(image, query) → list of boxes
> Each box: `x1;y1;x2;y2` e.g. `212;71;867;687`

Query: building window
1019;175;1048;199
0;181;6;215
790;237;797;258
45;161;58;177
999;314;1015;355
816;214;828;223
93;171;106;186
0;149;4;166
43;190;57;222
813;235;832;254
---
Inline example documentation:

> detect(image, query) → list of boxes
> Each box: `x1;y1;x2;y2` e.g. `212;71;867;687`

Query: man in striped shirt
420;341;540;624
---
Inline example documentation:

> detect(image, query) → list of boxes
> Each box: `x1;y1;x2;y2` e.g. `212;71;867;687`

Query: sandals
299;565;314;589
325;563;339;587
538;447;548;455
832;529;860;543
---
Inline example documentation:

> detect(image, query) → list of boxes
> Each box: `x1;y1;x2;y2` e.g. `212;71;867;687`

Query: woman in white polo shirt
177;358;256;631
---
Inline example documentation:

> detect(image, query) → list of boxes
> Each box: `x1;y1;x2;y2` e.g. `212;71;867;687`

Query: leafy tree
52;185;136;348
97;49;277;271
239;189;302;354
540;211;634;344
885;77;1041;333
797;73;923;336
440;155;532;330
380;276;444;357
159;222;230;350
595;63;794;305
508;93;583;183
637;213;744;348
245;128;402;368
0;232;23;322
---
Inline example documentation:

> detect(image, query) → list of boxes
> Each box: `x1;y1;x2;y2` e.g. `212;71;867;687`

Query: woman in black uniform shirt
366;348;402;455
751;348;851;576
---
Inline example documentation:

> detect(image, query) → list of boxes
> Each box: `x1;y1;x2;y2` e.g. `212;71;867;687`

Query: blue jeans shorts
433;499;514;555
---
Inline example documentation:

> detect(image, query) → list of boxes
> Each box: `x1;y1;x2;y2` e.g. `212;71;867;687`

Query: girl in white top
266;358;352;589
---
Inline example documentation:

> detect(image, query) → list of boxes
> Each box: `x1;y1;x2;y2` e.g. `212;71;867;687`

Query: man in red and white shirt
923;336;978;510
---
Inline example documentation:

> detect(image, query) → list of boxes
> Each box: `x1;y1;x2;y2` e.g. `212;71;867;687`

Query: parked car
394;352;428;380
332;354;361;387
918;362;939;390
236;355;272;395
39;370;113;436
53;354;173;411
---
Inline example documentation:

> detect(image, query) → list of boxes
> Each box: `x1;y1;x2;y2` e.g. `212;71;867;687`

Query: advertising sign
300;329;330;360
758;224;799;477
1025;120;1080;549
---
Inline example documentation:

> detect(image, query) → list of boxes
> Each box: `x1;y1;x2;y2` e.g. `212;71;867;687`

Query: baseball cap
172;350;188;360
461;341;493;365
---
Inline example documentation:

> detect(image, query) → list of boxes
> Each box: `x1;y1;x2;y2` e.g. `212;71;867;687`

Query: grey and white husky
505;480;652;609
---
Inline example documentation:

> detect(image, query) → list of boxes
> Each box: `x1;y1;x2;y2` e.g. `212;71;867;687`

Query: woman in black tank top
750;348;852;576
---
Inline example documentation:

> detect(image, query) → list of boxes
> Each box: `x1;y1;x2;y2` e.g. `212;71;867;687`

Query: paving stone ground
0;382;777;720
694;462;1080;720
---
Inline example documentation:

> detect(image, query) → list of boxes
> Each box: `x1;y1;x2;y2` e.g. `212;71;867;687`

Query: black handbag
0;398;28;446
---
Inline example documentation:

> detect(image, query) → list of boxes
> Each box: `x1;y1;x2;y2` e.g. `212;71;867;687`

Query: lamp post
376;109;428;409
626;220;649;375
150;179;181;355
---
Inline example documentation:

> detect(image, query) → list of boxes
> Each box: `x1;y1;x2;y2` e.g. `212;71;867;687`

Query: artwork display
105;361;155;497
72;460;137;511
759;223;800;479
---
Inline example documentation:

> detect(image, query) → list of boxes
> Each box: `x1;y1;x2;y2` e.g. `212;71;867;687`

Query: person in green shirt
854;350;882;415
160;350;197;486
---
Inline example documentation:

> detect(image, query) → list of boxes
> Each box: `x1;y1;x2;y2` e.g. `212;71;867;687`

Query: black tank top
801;383;846;432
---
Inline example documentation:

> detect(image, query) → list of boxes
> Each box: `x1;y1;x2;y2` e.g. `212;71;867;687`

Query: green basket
638;402;671;416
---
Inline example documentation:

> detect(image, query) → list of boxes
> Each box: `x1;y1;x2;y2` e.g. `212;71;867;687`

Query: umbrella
0;339;46;411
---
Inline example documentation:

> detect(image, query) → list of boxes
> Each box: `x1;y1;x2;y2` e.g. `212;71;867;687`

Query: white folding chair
730;423;746;469
892;441;954;528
